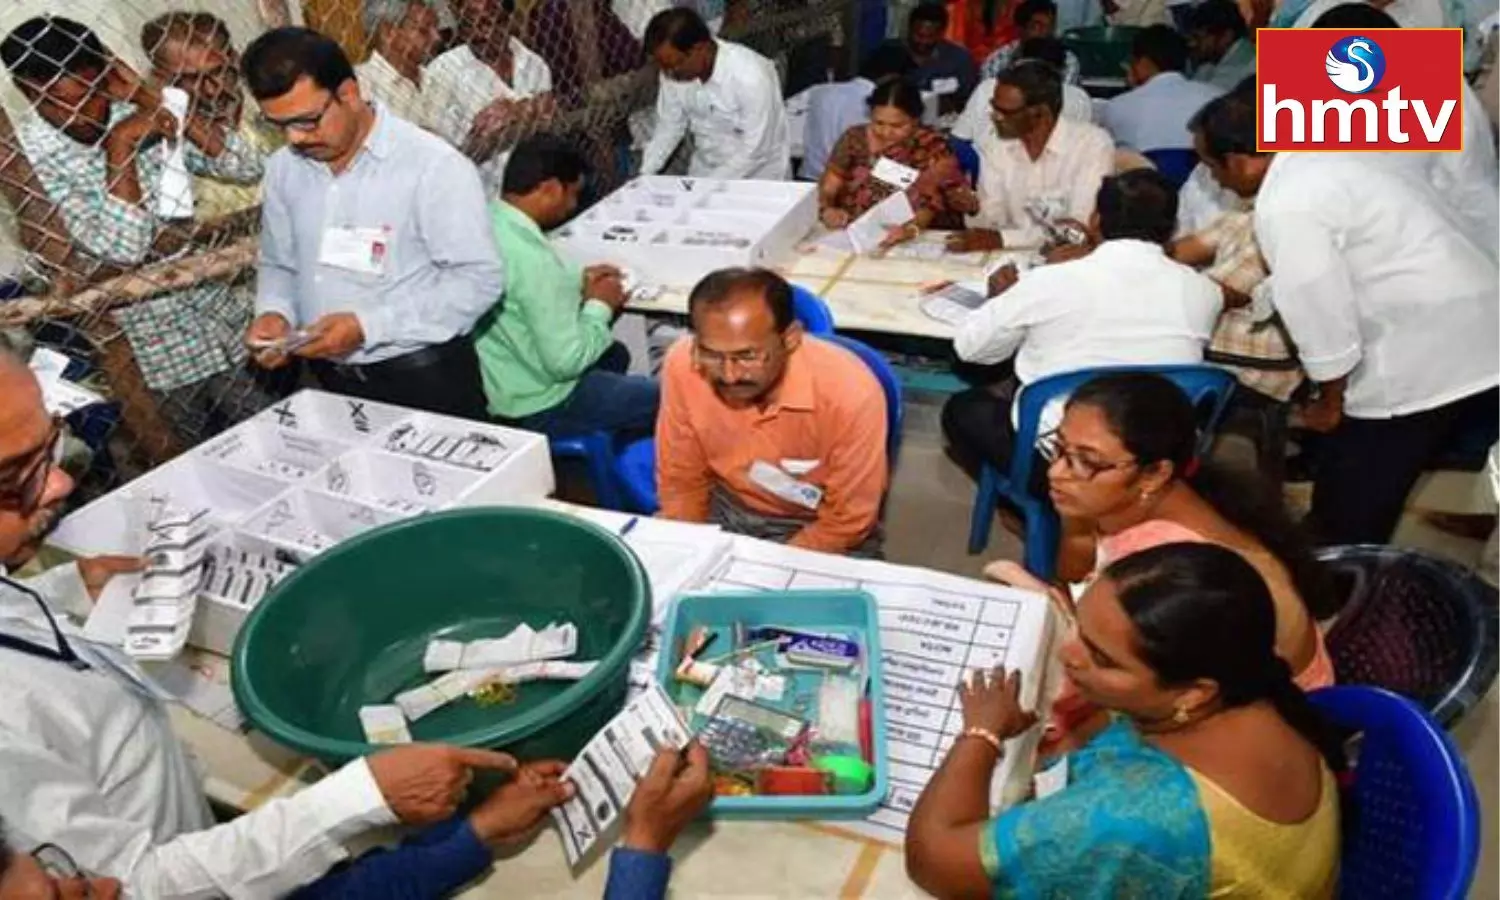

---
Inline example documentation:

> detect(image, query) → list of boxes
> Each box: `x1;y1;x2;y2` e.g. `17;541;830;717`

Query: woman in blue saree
905;543;1345;899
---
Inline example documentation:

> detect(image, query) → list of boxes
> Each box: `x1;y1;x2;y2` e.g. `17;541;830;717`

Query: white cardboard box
552;175;817;288
51;389;558;654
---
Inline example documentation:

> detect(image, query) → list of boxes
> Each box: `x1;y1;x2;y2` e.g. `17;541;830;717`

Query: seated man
942;169;1221;474
979;0;1081;84
640;8;790;180
476;135;659;440
657;268;887;556
1097;25;1224;153
884;2;979;114
949;60;1114;251
952;36;1094;144
1185;0;1255;91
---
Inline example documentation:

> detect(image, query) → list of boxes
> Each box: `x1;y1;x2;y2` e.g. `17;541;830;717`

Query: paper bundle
393;658;599;722
125;503;211;662
423;622;578;672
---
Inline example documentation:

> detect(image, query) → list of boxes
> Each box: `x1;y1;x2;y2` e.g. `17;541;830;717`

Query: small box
197;422;349;482
240;488;402;559
253;392;408;443
319;449;484;515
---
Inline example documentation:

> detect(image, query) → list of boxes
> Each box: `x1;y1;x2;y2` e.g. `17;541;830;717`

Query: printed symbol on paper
326;462;349;494
349;507;378;527
273;403;298;428
346;400;371;433
594;800;612;821
412;462;437;496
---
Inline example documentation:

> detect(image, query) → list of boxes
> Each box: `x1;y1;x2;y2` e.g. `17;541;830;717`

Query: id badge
748;460;823;510
319;225;392;276
1033;755;1069;799
930;77;960;96
871;156;920;190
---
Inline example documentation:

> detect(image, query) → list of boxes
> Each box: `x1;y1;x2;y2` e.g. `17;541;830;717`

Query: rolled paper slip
360;705;414;744
422;623;578;672
395;668;505;721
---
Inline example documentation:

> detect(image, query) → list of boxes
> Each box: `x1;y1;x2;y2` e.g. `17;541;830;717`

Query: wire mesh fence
0;0;854;503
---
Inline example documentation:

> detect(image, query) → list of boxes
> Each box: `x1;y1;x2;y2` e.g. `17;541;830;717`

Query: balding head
0;350;72;568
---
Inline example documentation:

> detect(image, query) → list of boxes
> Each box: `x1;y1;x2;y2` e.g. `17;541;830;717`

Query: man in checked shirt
1;16;276;445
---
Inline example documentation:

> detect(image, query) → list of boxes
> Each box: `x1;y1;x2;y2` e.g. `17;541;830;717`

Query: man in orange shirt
655;268;888;557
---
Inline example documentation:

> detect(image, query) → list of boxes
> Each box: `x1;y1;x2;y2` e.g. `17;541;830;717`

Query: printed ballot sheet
693;537;1055;846
552;681;691;866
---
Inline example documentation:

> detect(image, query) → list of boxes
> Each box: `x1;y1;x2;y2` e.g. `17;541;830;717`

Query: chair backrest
1009;364;1237;502
1308;686;1482;900
948;136;980;185
1143;148;1199;189
823;334;904;465
790;284;836;336
1317;544;1499;728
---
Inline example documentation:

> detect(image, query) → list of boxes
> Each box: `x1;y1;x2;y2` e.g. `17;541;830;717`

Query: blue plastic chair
965;365;1237;575
790;284;835;337
616;334;903;515
1143;148;1199;189
948;136;980;186
1308;686;1482;899
549;432;628;510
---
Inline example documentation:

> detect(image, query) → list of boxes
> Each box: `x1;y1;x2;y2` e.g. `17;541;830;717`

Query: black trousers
941;379;1051;496
308;336;488;421
1305;393;1478;546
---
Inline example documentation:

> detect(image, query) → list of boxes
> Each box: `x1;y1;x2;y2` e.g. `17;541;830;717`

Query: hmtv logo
1256;28;1464;151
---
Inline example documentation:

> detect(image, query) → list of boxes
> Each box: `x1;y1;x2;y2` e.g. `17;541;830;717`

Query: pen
619;517;640;536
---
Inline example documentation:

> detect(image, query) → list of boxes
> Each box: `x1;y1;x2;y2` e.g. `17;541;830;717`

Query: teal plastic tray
654;589;888;819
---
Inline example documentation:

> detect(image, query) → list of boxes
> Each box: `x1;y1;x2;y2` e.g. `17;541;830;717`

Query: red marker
858;699;873;763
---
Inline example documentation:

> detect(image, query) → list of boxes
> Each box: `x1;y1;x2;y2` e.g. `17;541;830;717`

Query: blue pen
619;517;640;536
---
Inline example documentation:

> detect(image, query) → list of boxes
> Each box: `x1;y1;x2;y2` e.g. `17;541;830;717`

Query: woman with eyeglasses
989;373;1335;732
817;77;978;249
906;543;1344;899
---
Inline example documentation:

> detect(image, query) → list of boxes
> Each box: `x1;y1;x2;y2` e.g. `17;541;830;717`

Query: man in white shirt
0;351;533;896
800;43;914;181
1194;90;1500;544
1098;26;1224;152
943;169;1221;473
425;0;555;194
948;60;1115;251
952;37;1094;144
356;0;445;131
640;8;791;180
1311;4;1498;257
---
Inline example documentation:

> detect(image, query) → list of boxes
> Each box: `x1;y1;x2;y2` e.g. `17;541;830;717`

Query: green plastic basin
231;507;650;764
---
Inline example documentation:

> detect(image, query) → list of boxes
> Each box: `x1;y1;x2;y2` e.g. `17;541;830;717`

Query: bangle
959;727;1004;756
905;222;921;238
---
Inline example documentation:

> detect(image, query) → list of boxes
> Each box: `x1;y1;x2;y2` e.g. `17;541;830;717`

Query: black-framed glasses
260;93;336;134
691;342;776;372
0;417;64;514
33;843;83;879
1037;429;1137;480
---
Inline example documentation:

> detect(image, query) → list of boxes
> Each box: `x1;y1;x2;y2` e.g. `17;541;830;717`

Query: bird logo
1325;35;1386;95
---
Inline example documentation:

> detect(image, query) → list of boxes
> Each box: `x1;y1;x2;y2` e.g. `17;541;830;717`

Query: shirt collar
704;40;730;87
495;199;545;239
766;342;816;413
1141;71;1188;89
1090;238;1169;261
362;103;396;160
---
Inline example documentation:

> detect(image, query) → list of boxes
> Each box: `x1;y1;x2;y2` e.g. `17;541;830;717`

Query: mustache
26;504;62;542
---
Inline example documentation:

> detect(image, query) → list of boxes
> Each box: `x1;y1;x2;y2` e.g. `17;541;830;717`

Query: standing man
656;268;888;556
243;27;503;419
356;0;446;131
640;8;791;181
1194;90;1500;545
1096;26;1223;153
476;135;660;440
948;61;1114;251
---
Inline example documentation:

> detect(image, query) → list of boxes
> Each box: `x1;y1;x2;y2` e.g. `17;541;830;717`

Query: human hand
959;668;1037;741
367;744;518;825
621;743;713;854
982;560;1049;593
78;555;145;601
295;313;365;360
468;760;574;845
1300;394;1343;433
986;263;1020;297
585;267;629;310
246;312;293;369
104;106;178;158
946;229;1003;253
1041;242;1093;265
102;58;159;107
820;207;851;229
878;223;917;251
463;98;522;160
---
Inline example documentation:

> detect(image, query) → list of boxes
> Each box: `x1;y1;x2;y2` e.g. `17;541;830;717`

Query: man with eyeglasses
946;60;1113;254
942;169;1220;482
243;27;503;421
0;16;270;447
656;268;888;556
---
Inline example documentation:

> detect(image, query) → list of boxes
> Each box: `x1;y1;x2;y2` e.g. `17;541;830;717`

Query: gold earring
1172;705;1191;725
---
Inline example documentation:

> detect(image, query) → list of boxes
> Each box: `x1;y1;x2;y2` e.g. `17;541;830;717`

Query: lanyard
0;575;90;671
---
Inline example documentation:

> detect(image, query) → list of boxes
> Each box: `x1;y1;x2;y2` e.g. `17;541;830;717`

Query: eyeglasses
260;93;336;134
33;844;83;879
1037;429;1137;480
990;102;1030;120
692;343;776;372
0;418;64;514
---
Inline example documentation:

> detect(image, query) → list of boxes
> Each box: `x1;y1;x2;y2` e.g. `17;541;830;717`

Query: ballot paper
126;502;211;662
156;87;194;219
550;681;690;866
918;281;991;325
422;622;578;672
847;191;916;255
360;705;414;744
394;659;599;721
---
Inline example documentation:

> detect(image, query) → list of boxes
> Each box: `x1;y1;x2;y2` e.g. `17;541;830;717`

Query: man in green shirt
475;135;660;438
